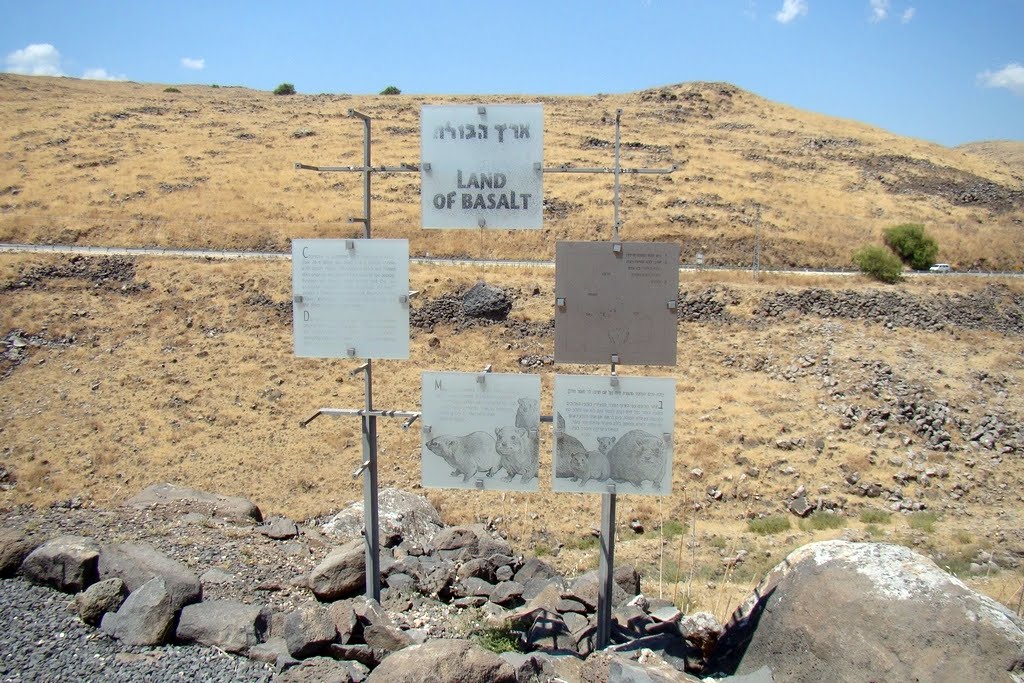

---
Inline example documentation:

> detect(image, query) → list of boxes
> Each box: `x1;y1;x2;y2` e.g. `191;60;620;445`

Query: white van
929;263;951;273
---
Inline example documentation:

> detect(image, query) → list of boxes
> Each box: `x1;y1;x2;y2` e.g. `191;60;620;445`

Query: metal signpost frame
296;106;675;648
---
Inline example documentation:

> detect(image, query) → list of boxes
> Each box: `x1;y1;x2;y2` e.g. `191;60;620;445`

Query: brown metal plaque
555;241;679;366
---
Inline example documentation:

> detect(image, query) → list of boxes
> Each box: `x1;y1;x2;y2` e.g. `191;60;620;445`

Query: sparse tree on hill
274;83;296;96
380;85;401;95
853;244;903;283
883;223;939;271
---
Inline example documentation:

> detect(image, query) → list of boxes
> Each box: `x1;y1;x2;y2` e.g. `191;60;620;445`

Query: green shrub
210;84;220;88
859;508;892;524
562;535;599;551
163;87;181;93
533;544;551;557
380;85;401;95
474;626;522;654
748;515;790;535
907;511;940;533
800;512;847;531
274;82;296;96
661;520;685;538
864;524;884;538
883;223;939;270
853;244;903;283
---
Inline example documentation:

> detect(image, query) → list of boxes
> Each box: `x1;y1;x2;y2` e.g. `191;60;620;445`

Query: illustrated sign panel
421;372;541;491
555;241;681;366
421;104;543;229
553;375;675;496
292;239;409;359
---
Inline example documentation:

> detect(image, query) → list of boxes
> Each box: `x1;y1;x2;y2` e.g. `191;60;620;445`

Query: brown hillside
957;140;1024;177
1;74;1022;270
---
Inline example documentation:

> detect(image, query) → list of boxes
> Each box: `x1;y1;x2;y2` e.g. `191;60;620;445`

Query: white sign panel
421;372;541;491
421;104;543;229
292;239;409;359
553;375;675;496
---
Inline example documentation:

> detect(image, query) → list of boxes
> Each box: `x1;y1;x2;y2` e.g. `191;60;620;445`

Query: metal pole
597;483;617;649
349;109;381;602
613;109;622;242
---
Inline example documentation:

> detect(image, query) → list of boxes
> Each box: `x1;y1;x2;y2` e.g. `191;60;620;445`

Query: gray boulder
462;282;512;320
284;604;338;658
261;516;300;540
321;488;444;547
22;535;100;593
429;524;513;563
99;542;201;612
75;577;128;625
277;656;369;683
309;539;366;601
514;557;560;584
175;600;271;653
367;639;516;683
708;540;1024;681
489;580;525;606
568;570;629;611
125;482;262;522
100;577;176;646
0;529;42;578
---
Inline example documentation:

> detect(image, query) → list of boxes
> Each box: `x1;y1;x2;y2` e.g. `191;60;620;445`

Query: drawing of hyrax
425;432;500;483
494;426;538;483
569;443;611;487
555;430;587;479
607;429;667;489
515;397;540;429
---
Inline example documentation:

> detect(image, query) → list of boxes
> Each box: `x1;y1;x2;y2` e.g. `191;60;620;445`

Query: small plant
474;626;522;654
864;524;884;538
800;512;847;531
907;511;940;533
661;520;685;538
562;535;599;551
748;515;790;535
853;244;903;283
210;84;220;88
163;87;181;93
884;223;939;271
533;543;551;557
953;529;973;545
859;508;892;525
380;85;401;95
274;82;296;96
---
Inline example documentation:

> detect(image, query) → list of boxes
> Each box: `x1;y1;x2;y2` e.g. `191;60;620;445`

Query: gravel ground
0;578;273;682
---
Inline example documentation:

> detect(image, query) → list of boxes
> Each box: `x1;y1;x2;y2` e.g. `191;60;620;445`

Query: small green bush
474;626;522;654
859;508;892;524
800;512;847;531
907;511;940;533
533;544;551;557
661;520;685;538
163;87;181;93
274;82;296;96
380;85;401;95
884;223;939;270
210;84;220;88
748;515;790;535
853;244;903;283
562;535;599;551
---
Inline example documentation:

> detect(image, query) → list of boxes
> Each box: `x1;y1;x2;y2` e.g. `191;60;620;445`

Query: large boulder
367;639;516;683
75;577;128;625
0;529;42;578
98;542;201;612
21;535;100;593
100;577;176;646
321;488;444;547
428;524;513;563
461;282;512;320
176;600;271;653
708;540;1024;682
308;539;366;601
125;483;262;522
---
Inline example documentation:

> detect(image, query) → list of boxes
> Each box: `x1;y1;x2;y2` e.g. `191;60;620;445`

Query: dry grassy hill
1;74;1022;269
2;75;1023;619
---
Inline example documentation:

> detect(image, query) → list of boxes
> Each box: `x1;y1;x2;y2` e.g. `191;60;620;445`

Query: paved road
0;242;1018;278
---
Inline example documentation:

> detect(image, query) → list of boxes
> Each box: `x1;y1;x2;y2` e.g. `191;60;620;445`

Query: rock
21;535;100;593
284;604;338;658
309;539;366;601
247;637;295;670
98;542;202;612
75;577;128;625
277;656;369;683
327;600;358;645
322;489;444;547
679;611;722;658
514;557;560;584
615;565;642;597
787;497;814;517
461;282;512;320
363;623;412;653
457;576;495;598
175;600;271;653
0;529;42;577
100;577;176;646
556;598;587;614
261;516;300;540
527;611;577;653
328;643;386;669
501;651;585;683
367;639;516;683
125;482;262;522
429;524;512;563
707;541;1024;681
568;570;629;610
489;580;524;606
609;653;703;682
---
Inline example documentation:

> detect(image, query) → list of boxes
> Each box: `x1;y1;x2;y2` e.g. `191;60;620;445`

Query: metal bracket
399;294;409;304
606;483;617;494
611;354;620;365
612;243;623;255
423;424;432;435
345;240;356;250
475;478;485;490
353;460;371;479
423;162;431;172
402;414;419;430
556;297;566;308
294;295;304;304
610;375;620;388
347;347;357;358
663;433;672;445
477;364;492;384
667;299;678;311
533;162;542;172
477;106;486;116
478;219;486;228
350;362;369;375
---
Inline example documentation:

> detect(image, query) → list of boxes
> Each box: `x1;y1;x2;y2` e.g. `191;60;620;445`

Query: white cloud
901;7;915;23
181;57;205;70
776;0;807;24
4;43;64;76
82;67;127;81
978;63;1024;96
869;0;889;22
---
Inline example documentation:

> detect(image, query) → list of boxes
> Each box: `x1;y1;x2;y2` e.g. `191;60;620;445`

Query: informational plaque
292;239;409;359
421;372;541;491
555;241;680;366
421;104;543;229
553;375;675;495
